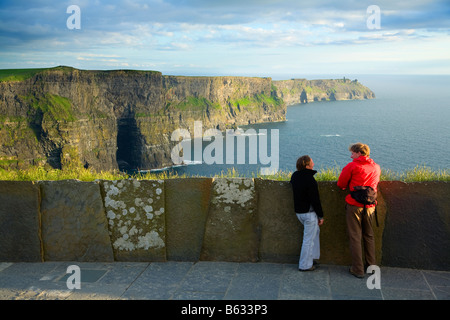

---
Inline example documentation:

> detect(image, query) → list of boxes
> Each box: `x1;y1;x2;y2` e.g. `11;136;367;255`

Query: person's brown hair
296;155;311;171
349;142;370;156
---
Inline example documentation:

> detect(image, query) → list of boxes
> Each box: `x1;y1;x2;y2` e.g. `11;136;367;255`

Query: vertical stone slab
309;182;386;266
0;181;42;262
372;184;387;265
165;178;212;261
255;179;301;263
200;178;259;262
316;182;352;265
380;181;450;271
40;180;114;261
317;182;382;266
102;179;166;261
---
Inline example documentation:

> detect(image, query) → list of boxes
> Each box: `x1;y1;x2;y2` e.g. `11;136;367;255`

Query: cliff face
0;67;374;172
0;67;285;171
0;68;164;171
273;78;375;105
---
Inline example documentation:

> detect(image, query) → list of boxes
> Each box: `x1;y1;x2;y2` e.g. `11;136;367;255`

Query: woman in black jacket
290;155;324;271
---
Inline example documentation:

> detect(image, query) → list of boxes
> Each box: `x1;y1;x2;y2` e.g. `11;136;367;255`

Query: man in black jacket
290;155;324;271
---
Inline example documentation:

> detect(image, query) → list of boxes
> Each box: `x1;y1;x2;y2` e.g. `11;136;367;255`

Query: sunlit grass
400;165;449;182
0;166;127;182
0;165;448;182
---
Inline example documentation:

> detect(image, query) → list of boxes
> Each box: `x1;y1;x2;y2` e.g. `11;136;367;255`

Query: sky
0;0;449;78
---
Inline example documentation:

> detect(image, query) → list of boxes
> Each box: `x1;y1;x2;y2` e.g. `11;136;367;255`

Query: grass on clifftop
0;165;448;182
0;68;49;82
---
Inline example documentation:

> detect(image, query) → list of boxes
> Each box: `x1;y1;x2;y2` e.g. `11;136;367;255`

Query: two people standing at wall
290;142;381;277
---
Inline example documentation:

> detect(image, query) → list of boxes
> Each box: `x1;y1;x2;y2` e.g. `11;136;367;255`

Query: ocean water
154;75;450;177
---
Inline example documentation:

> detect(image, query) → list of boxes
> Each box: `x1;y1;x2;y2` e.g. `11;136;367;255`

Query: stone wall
0;179;449;271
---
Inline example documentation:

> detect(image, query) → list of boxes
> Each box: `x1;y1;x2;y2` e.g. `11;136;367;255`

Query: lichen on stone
102;179;166;255
137;231;165;250
212;178;255;207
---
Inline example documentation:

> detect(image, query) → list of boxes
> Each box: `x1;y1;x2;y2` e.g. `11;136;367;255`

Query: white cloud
0;0;449;74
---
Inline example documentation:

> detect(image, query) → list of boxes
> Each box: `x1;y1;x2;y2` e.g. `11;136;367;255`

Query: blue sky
0;0;449;77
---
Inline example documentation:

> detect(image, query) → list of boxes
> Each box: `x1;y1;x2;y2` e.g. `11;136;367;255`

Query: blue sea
153;75;450;177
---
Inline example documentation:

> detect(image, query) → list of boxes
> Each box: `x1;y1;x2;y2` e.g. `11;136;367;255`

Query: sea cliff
0;67;374;171
273;78;375;105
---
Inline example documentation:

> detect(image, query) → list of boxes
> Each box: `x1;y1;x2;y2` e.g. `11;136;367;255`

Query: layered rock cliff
273;78;375;105
0;67;374;171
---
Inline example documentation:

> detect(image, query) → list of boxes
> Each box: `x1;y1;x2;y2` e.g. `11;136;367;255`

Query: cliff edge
273;78;375;105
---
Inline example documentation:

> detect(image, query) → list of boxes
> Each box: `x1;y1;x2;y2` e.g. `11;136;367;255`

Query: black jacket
290;169;324;218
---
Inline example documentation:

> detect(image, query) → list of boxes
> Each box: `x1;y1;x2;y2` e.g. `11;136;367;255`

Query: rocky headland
273;78;375;105
0;66;374;171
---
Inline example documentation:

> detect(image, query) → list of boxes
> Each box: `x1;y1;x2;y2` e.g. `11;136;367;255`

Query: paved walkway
0;261;449;301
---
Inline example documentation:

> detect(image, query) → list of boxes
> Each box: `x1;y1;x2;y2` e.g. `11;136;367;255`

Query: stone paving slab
0;261;449;301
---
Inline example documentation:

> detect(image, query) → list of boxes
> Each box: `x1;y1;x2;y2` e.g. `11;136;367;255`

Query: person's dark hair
296;155;311;171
